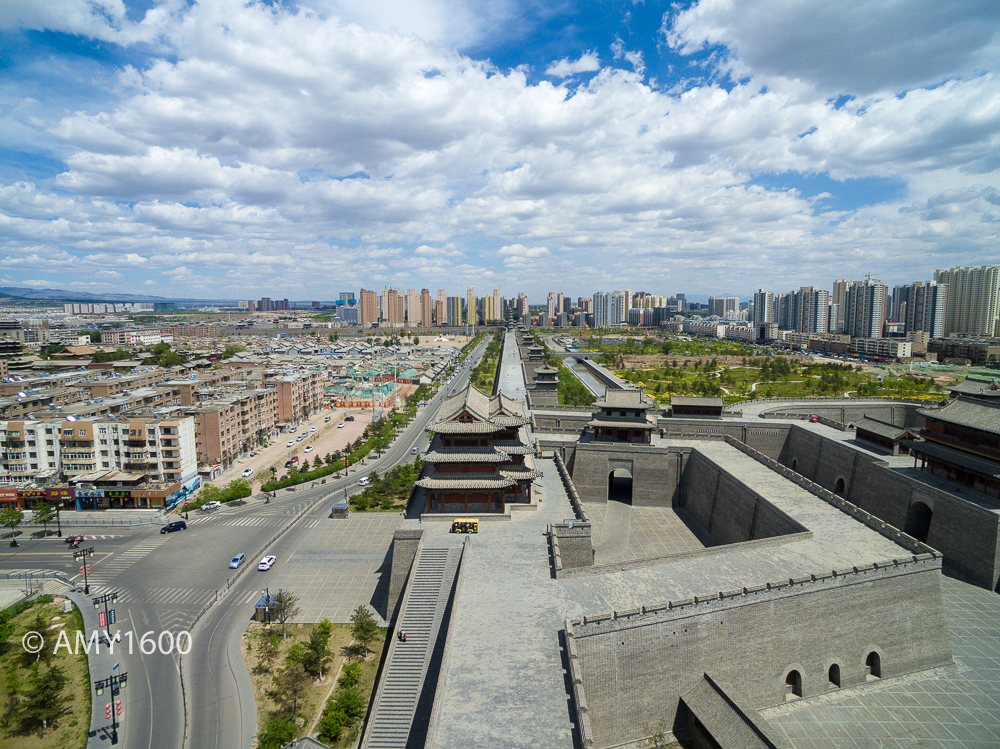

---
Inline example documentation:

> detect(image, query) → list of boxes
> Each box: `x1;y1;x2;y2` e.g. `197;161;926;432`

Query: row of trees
190;477;253;510
351;461;422;511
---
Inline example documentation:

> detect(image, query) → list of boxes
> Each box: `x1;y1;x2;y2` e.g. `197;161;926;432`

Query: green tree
17;663;68;735
224;478;252;501
318;707;348;743
30;503;56;536
1;508;23;541
270;589;301;640
221;344;246;358
254;627;280;674
256;714;296;749
301;625;334;679
350;605;379;658
413;335;420;345
274;662;311;716
338;661;362;689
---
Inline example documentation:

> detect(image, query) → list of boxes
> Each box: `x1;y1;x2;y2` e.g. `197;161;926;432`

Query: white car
202;500;222;511
304;445;313;453
358;476;370;486
296;435;305;441
287;440;294;448
310;426;317;432
258;555;276;571
338;422;345;428
242;467;253;477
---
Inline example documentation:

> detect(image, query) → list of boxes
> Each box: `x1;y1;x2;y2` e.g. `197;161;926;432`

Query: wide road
183;336;488;749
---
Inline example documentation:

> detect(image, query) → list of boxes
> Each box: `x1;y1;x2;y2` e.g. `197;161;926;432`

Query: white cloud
545;52;601;79
0;0;996;299
664;0;1000;97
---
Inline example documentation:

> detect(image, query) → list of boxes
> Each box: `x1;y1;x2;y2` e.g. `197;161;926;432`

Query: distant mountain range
0;286;171;303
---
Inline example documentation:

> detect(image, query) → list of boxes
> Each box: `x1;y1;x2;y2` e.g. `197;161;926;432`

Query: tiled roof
855;417;914;440
423;448;510;463
596;388;656;410
428;421;504;434
415;476;517;490
587;418;655;430
500;468;544;481
947;377;999;396
905;439;1000;480
671;396;725;408
919;396;1000;436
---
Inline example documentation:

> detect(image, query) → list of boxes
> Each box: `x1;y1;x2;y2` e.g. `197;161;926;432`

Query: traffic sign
109;609;116;625
98;612;106;628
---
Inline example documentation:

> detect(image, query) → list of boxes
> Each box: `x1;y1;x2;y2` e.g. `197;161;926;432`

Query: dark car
161;521;187;534
64;534;85;544
285;460;293;468
345;415;355;422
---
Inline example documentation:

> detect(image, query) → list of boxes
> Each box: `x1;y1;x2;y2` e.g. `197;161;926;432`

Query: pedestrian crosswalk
224;517;278;528
84;537;167;587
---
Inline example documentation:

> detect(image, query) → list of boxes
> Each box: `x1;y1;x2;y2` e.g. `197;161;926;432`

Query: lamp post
270;467;277;498
93;591;118;639
74;546;95;594
94;668;127;745
55;500;63;538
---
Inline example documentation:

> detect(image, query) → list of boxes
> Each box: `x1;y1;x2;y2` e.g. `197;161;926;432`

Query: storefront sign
45;488;77;502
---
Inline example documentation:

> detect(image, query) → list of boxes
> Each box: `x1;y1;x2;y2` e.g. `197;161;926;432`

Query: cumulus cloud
0;0;997;298
664;0;1000;97
545;52;601;78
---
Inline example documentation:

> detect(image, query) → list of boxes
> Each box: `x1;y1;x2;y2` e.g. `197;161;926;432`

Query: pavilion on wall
416;384;541;514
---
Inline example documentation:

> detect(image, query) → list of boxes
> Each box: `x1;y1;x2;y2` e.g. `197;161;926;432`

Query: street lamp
55;500;63;538
270;467;277;498
94;669;127;746
74;547;95;594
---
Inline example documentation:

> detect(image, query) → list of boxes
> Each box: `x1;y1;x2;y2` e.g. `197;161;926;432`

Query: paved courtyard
763;575;1000;749
267;511;402;625
588;501;715;565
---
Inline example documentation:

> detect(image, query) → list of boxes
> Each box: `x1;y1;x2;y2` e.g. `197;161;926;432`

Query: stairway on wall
362;544;462;749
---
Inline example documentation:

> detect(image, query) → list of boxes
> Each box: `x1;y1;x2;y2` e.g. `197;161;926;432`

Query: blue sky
0;0;998;302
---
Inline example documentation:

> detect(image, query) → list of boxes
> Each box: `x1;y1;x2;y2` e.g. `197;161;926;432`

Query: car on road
285;460;292;468
242;467;253;477
161;521;187;534
411;447;419;454
202;500;222;510
325;415;332;422
229;553;246;569
310;426;317;432
287;440;295;447
296;435;305;442
258;555;276;571
809;414;819;423
358;476;371;486
64;534;85;544
345;415;355;421
304;445;313;453
338;422;345;428
290;456;299;463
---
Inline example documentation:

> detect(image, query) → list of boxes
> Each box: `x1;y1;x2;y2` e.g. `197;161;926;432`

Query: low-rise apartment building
184;388;277;467
265;369;323;423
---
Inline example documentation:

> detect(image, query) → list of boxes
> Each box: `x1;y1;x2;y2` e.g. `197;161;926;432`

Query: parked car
345;415;355;421
258;555;276;571
290;456;299;463
287;440;295;448
285;460;292;468
338;422;346;428
161;521;187;534
242;467;254;477
310;426;317;432
304;445;313;453
202;500;222;511
229;553;246;569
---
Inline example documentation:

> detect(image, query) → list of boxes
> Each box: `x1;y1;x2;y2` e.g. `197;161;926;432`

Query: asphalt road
182;338;487;749
0;338;487;749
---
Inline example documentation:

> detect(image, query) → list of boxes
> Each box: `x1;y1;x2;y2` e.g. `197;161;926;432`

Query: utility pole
93;591;119;640
74;546;95;594
94;666;127;746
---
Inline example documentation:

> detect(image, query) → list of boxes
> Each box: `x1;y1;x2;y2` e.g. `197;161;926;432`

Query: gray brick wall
572;443;687;506
387;528;423;624
568;559;951;748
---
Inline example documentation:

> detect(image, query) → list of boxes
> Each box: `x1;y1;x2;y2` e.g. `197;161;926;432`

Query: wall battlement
567;551;941;636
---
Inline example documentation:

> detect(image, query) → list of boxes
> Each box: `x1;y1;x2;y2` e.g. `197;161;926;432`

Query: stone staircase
362;544;463;749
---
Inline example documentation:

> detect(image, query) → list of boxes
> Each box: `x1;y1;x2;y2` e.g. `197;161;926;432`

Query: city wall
776;425;1000;589
571;442;687;507
566;555;951;749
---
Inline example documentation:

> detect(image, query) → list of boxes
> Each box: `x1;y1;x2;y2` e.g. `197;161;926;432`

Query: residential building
264;370;323;423
593;292;611;328
933;265;1000;336
359;289;378;326
382;288;404;326
447;296;463;327
904;281;948;338
849;338;912;360
421;289;433;328
547;292;556;326
708;296;740;319
845;279;888;339
516;293;530;321
437;289;448;325
184;388;277;468
752;290;774;326
406;288;420;327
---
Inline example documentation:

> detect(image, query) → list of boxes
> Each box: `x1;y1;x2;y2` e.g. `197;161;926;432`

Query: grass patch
0;597;91;749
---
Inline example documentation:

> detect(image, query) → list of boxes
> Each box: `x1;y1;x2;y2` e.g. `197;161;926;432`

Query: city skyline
1;1;998;299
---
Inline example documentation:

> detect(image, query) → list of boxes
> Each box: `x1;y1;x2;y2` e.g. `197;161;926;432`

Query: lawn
0;596;91;749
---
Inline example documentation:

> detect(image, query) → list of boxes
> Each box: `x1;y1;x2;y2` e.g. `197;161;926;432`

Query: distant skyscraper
933;265;1000;336
675;293;686;312
359;289;378;326
447;296;462;327
382;288;404;325
405;288;419;327
593;292;610;328
493;288;502;322
516;292;529;320
437;288;447;324
420;289;433;328
845;279;888;339
752;290;774;326
466;287;475;332
831;279;852;332
905;281;947;338
546;292;556;326
624;289;633;314
611;291;627;324
794;288;828;334
708;296;740;319
339;291;355;302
